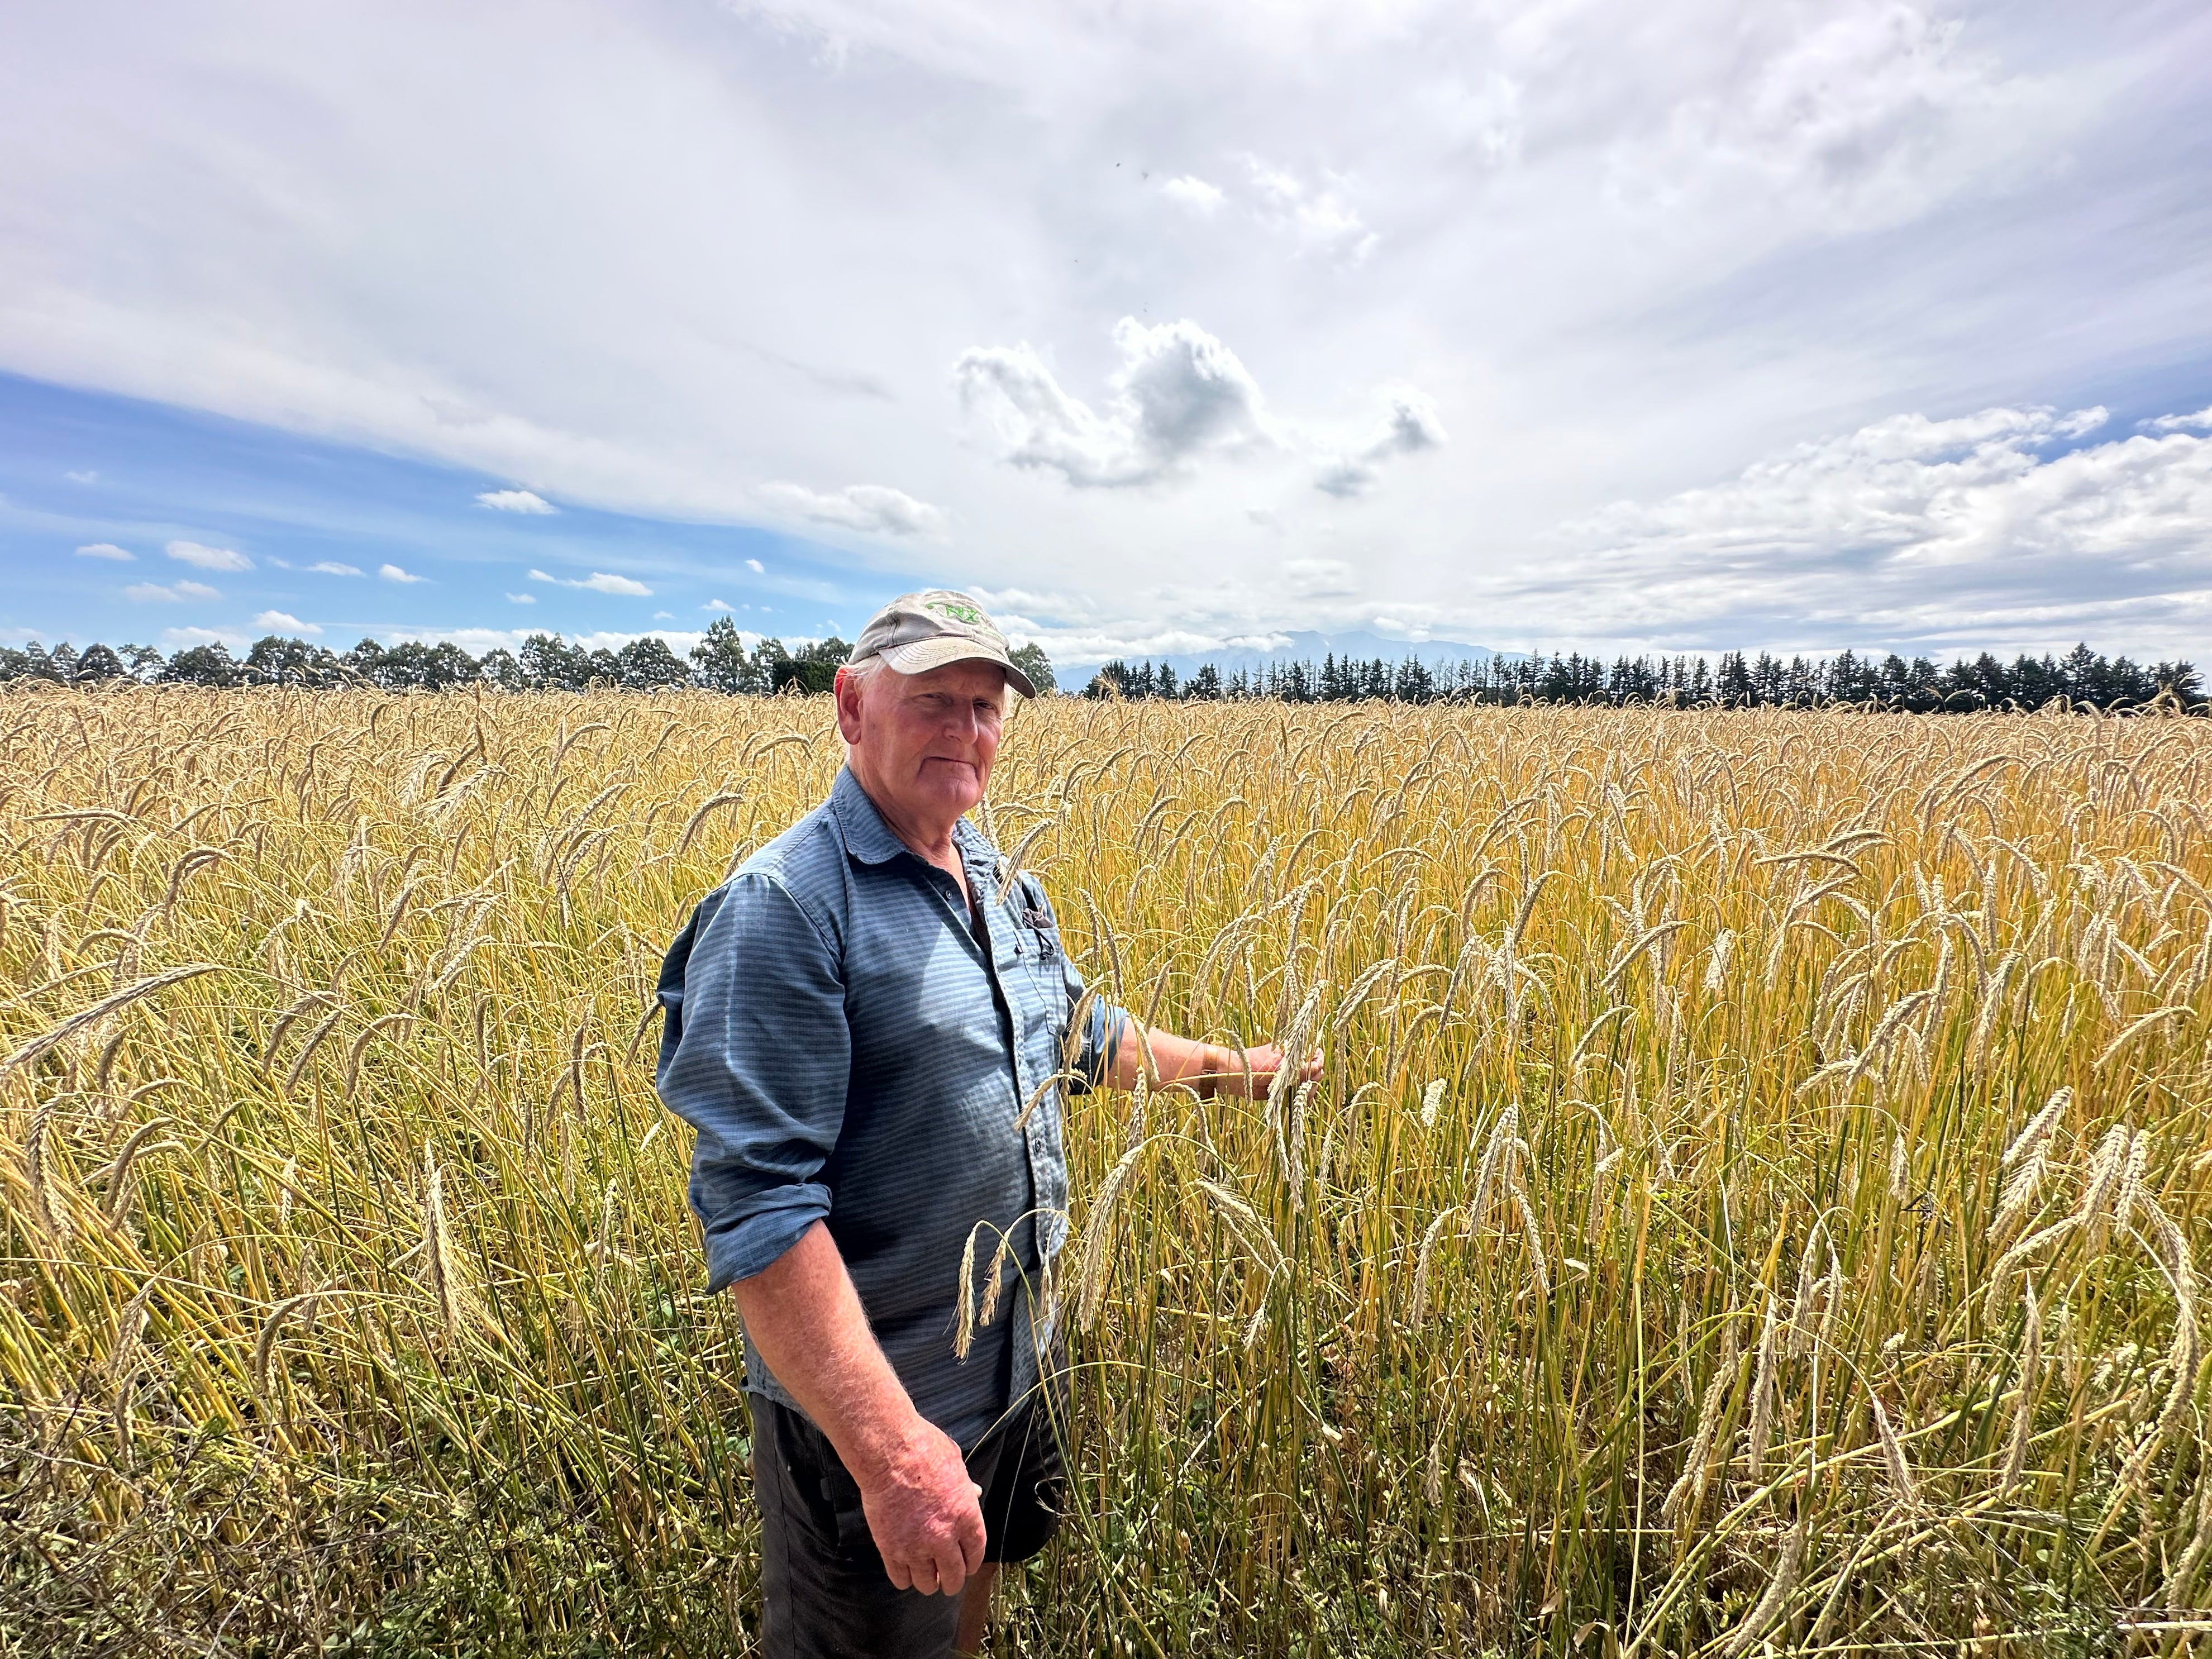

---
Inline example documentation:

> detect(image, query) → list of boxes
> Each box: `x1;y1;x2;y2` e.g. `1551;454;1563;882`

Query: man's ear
833;667;867;745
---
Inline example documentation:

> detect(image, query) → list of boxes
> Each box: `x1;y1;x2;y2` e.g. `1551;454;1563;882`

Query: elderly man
655;590;1309;1658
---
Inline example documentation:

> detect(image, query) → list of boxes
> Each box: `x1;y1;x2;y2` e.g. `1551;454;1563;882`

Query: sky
4;0;2211;669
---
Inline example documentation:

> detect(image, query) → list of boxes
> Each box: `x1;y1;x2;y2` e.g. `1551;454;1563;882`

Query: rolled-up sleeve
1067;981;1124;1093
654;874;848;1291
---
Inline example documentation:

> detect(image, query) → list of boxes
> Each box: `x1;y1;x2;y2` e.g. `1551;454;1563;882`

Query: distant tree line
5;627;2195;712
1086;645;2205;713
0;618;1064;697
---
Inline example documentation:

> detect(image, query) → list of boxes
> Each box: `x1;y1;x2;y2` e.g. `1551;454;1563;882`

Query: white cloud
379;562;425;583
2140;407;2212;435
506;591;536;603
1314;393;1448;497
166;539;252;572
253;609;322;635
2;0;2205;656
65;469;98;483
1606;4;2054;243
760;481;947;537
308;560;364;575
126;579;221;602
703;598;732;611
477;488;556;513
957;317;1274;488
653;609;674;619
746;558;765;574
528;566;652;595
1528;404;2212;649
1161;174;1224;214
1242;158;1377;263
75;542;134;561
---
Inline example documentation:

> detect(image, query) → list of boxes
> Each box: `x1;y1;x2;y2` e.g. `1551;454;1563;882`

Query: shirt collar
830;767;999;871
830;767;911;865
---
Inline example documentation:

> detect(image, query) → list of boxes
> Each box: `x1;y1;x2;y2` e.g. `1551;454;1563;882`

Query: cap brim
878;637;1036;699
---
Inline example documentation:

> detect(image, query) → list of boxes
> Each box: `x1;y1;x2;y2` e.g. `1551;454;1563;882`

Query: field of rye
2;687;2210;1657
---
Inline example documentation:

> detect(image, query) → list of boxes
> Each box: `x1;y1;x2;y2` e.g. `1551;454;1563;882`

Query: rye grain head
2115;1191;2200;1496
954;1220;984;1361
1998;1277;2042;1497
1419;1077;1445;1129
1469;1103;1522;1234
1075;1137;1152;1333
2076;1123;2133;1253
421;1143;471;1350
1868;1384;1922;1515
1409;1204;1466;1325
1718;1501;1809;1659
1745;1294;1781;1484
108;1277;158;1470
1659;1315;1739;1525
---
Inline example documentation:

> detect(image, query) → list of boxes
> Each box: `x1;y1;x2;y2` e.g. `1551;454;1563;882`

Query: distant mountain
1052;630;1511;690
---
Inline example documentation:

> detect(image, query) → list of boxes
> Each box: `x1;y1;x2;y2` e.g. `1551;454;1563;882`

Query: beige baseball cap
848;589;1036;698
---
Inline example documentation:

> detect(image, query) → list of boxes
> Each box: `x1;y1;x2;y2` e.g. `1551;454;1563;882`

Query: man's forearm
733;1219;986;1595
730;1220;921;1481
1111;1025;1247;1093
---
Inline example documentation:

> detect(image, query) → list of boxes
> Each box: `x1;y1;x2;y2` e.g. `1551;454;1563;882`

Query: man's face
837;657;1007;826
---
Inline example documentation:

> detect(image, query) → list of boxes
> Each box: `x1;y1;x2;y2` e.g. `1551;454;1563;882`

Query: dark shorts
750;1385;1068;1659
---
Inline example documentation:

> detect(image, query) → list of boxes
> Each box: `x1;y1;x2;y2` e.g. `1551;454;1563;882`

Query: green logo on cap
928;598;986;628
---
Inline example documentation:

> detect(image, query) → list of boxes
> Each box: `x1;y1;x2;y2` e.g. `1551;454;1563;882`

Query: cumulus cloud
378;562;425;583
126;579;221;602
760;481;947;537
308;560;363;575
957;317;1274;489
64;469;97;483
166;539;252;572
1161;174;1224;214
506;592;535;603
2141;407;2212;435
1314;393;1448;497
1572;405;2149;565
75;542;133;561
254;609;321;635
746;558;765;573
1243;158;1376;263
529;566;652;595
704;598;733;611
1537;403;2212;649
477;488;556;513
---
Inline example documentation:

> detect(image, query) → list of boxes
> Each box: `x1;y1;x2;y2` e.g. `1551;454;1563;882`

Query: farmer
654;590;1313;1658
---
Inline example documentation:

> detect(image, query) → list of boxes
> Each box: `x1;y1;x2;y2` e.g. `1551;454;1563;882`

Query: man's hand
1112;1026;1325;1099
730;1223;985;1594
1200;1040;1323;1099
854;1416;987;1596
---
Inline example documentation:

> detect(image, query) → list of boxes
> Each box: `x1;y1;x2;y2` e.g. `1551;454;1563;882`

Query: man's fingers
931;1539;967;1598
957;1499;988;1575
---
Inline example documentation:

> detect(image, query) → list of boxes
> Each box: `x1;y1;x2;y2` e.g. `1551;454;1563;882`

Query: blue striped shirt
654;766;1122;1447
